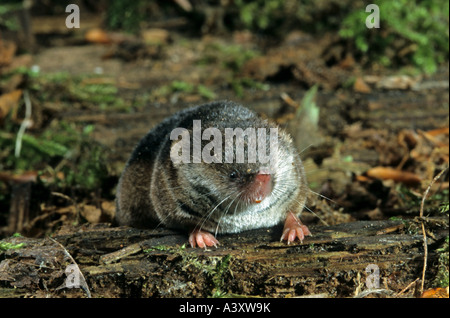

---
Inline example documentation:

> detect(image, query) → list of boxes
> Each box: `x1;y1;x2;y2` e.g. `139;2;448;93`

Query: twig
280;92;300;109
48;236;92;298
395;278;419;297
100;242;142;264
51;191;76;205
354;288;394;298
174;0;192;12
419;166;448;294
15;90;33;158
51;192;82;224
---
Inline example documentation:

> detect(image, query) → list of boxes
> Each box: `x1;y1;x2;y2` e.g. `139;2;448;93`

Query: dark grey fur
116;100;308;235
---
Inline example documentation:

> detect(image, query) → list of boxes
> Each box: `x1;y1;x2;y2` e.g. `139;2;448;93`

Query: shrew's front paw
280;212;311;244
189;229;220;248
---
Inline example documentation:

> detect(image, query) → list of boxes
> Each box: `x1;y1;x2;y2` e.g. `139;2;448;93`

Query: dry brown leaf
101;201;116;220
425;127;449;137
0;89;22;120
420;287;449;298
366;166;421;186
419;128;449;148
0;39;17;67
81;205;102;224
376;75;420;90
356;175;371;182
141;28;171;45
0;171;37;183
85;28;112;44
353;77;371;93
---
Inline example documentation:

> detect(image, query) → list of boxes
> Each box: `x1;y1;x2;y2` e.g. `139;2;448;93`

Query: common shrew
116;101;311;248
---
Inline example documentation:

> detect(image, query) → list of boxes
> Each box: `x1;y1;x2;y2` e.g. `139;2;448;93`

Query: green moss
170;81;195;93
35;72;129;112
434;236;449;288
200;42;260;73
340;0;449;73
210;254;232;297
105;0;147;33
0;1;23;31
231;78;269;98
144;244;232;296
198;42;266;98
154;81;217;100
0;69;127;195
227;0;449;73
0;240;25;251
0;118;109;192
40;122;109;191
0;129;69;171
181;252;232;297
143;244;183;253
234;0;286;32
440;202;449;215
196;84;217;100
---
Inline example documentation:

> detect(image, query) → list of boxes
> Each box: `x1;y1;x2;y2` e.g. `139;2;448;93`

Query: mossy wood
0;218;447;297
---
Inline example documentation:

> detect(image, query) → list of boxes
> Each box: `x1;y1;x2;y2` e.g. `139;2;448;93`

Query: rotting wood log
0;217;447;298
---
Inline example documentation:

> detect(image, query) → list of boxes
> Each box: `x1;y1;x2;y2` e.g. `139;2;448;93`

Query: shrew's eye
229;171;239;180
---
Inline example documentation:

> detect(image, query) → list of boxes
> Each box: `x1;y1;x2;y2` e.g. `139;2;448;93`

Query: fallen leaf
376;75;420;90
141;28;171;45
0;171;37;183
353;77;371;93
233;30;253;45
101;201;116;220
418;128;449;148
0;39;16;67
85;28;112;44
2;53;32;75
0;89;22;121
81;205;102;224
366;166;421;186
425;127;449;137
356;175;371;182
421;287;449;298
338;53;355;69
